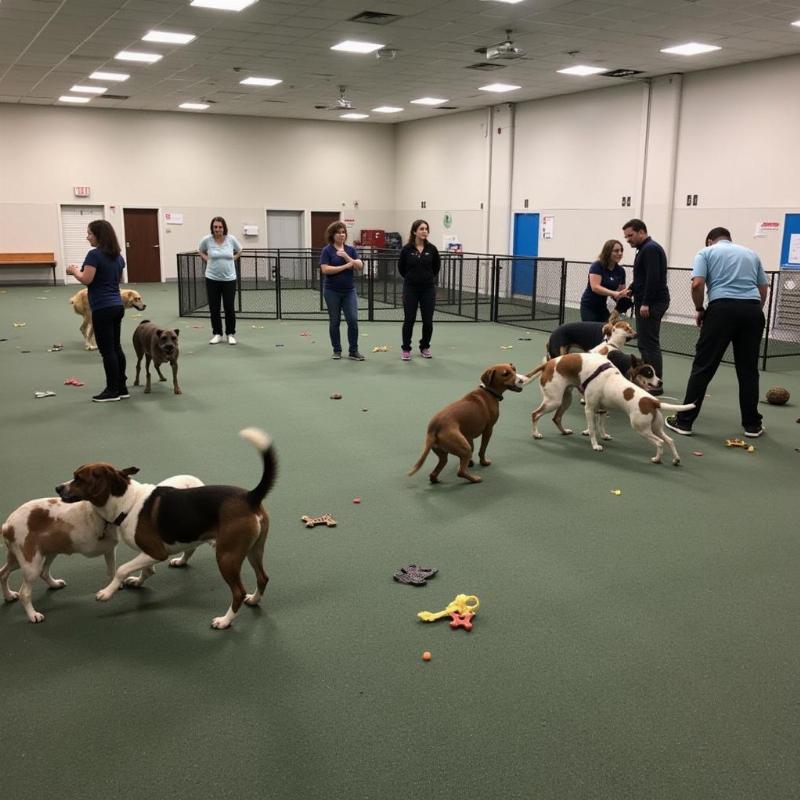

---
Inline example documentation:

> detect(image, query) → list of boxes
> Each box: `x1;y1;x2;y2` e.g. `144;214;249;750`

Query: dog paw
4;591;20;602
159;376;167;382
29;611;45;623
211;616;232;629
244;593;261;606
581;429;589;436
650;456;662;463
602;434;613;441
124;576;144;587
479;458;492;467
560;428;573;436
592;443;604;451
532;432;543;439
672;458;681;466
49;579;67;590
168;557;187;568
95;588;115;601
174;388;183;395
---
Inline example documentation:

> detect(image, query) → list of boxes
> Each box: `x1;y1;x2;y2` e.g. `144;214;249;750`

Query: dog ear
156;329;163;337
480;367;496;387
173;329;180;338
122;467;140;476
601;322;613;339
630;354;641;368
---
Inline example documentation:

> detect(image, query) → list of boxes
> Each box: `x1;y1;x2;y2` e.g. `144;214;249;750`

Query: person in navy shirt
579;239;629;322
66;220;128;402
320;221;365;360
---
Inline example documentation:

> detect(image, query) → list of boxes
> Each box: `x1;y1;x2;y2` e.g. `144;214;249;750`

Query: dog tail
658;402;696;413
241;428;277;508
408;436;433;476
523;362;547;382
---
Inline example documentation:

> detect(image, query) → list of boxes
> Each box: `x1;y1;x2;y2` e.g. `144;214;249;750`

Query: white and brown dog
1;474;203;623
55;428;276;629
526;353;694;464
70;287;146;350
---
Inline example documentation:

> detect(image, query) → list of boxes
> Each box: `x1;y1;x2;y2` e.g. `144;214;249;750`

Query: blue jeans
323;288;359;355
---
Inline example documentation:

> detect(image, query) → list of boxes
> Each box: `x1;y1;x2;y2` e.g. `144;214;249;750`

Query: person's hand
695;309;705;327
639;304;650;319
66;264;77;276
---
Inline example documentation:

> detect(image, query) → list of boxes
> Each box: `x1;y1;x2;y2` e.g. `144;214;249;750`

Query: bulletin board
779;213;800;269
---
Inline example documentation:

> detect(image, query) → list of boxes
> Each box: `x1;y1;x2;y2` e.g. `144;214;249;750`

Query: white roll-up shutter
61;205;104;284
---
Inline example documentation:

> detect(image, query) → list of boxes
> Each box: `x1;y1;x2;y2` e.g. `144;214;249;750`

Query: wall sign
164;212;184;225
73;186;90;198
443;212;453;229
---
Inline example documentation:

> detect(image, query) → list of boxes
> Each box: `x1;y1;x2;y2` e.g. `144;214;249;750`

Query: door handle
126;242;130;247
153;244;159;248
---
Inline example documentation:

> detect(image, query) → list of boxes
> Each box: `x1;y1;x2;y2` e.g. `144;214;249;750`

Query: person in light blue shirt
665;227;768;438
198;216;242;345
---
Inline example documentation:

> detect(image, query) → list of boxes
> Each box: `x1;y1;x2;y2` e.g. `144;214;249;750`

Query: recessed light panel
660;42;721;56
143;31;196;45
331;40;384;54
240;77;282;86
479;83;521;93
90;71;129;82
557;65;607;76
115;51;163;63
372;106;403;113
180;102;210;110
59;95;91;104
410;97;448;106
70;85;107;94
340;113;369;119
190;0;258;10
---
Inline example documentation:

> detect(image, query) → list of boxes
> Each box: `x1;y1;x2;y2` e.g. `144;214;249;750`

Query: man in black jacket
623;219;670;394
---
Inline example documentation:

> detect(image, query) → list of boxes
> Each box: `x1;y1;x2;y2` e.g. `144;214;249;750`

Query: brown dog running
70;288;146;350
132;320;181;395
408;363;526;483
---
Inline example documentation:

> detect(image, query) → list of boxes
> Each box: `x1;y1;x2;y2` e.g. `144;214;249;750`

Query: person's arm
397;247;409;278
639;246;662;317
198;237;210;264
588;274;623;299
319;246;352;276
431;246;440;279
343;245;363;273
756;258;768;308
691;276;706;326
66;263;96;285
230;236;242;261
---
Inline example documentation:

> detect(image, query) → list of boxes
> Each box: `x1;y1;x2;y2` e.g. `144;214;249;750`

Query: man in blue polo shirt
665;227;768;438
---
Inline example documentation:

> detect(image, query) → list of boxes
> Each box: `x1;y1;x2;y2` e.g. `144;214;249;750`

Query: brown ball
765;386;790;405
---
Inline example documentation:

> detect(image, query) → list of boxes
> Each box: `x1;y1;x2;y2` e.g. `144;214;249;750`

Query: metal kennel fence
177;250;800;369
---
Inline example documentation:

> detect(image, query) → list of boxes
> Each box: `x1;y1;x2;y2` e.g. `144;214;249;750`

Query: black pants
206;278;237;336
92;304;126;392
675;300;765;429
402;283;436;352
580;303;609;323
635;301;669;382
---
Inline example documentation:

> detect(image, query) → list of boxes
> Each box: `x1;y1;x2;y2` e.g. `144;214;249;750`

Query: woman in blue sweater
579;239;630;322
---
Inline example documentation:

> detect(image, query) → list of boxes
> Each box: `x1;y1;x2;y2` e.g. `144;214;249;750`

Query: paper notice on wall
164;212;183;225
753;220;780;238
788;233;800;264
343;216;355;228
443;235;462;253
542;215;554;240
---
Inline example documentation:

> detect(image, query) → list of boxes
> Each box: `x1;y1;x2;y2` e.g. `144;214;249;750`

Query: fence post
274;254;282;320
761;271;776;371
558;259;567;325
368;255;374;322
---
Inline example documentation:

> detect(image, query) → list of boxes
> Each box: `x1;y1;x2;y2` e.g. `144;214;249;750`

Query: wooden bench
0;252;58;285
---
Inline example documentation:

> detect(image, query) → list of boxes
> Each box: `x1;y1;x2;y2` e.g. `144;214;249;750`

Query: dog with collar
1;474;203;623
408;363;526;483
70;288;146;350
525;353;694;464
55;428;276;629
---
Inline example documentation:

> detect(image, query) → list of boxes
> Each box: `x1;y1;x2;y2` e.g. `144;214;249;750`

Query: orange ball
422;651;432;661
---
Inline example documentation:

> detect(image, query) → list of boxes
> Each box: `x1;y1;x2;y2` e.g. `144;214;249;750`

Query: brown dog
70;288;146;350
408;363;526;483
132;320;181;395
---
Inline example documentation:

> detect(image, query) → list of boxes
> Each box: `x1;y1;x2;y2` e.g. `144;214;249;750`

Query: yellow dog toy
417;593;480;622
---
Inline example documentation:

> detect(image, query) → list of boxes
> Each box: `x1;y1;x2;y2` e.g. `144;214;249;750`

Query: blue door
780;213;800;269
511;213;539;295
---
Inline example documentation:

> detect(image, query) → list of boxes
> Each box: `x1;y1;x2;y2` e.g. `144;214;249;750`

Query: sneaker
227;335;237;346
420;348;432;359
332;351;342;360
92;389;120;403
348;352;366;361
743;425;764;438
209;334;223;345
401;351;411;361
665;416;692;436
118;386;130;399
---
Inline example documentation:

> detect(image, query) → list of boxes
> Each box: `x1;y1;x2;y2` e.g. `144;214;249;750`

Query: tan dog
408;363;526;483
132;320;181;395
1;474;204;623
70;288;146;350
55;428;275;629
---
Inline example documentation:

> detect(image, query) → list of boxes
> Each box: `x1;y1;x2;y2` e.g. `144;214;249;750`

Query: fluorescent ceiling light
340;113;369;120
90;71;129;82
115;50;162;63
410;97;448;106
660;42;721;56
180;102;209;110
190;0;258;9
331;40;384;54
143;31;196;45
240;76;282;87
793;20;800;27
557;65;607;76
480;1;525;4
372;106;403;113
479;82;521;93
59;95;91;104
70;85;107;94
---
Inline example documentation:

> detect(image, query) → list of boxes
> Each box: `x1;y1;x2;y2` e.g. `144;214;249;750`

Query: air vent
349;11;402;25
438;106;458;110
97;94;129;100
466;62;506;71
603;68;644;78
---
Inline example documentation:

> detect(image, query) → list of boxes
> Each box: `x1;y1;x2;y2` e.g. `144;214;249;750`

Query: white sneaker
209;334;223;345
227;335;237;346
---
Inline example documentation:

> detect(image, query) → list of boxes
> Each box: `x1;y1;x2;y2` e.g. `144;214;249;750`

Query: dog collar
480;384;503;400
579;361;615;394
112;511;128;526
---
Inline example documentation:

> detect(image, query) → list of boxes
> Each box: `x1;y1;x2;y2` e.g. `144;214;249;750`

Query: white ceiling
1;0;799;122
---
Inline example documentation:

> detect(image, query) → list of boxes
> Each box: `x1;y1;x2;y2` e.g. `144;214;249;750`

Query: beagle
526;353;694;465
70;287;146;350
1;474;204;623
408;363;526;483
546;311;636;360
55;428;276;629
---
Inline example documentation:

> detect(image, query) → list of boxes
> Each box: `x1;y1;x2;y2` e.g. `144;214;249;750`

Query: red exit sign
73;186;91;197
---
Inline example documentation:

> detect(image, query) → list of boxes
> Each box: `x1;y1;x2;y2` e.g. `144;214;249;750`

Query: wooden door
311;211;341;249
123;208;161;282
